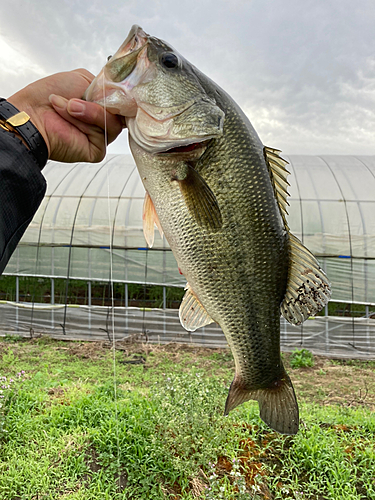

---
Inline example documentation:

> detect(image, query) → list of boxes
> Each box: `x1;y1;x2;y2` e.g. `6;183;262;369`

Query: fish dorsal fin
142;191;163;248
282;233;331;325
179;284;214;332
263;146;291;229
263;147;331;323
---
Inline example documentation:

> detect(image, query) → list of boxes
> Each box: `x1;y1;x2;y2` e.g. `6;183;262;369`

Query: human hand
7;69;123;163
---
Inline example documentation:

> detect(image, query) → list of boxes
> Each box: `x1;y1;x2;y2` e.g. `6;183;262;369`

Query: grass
0;337;374;499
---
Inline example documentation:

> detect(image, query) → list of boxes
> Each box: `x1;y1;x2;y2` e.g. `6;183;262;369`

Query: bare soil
1;336;374;411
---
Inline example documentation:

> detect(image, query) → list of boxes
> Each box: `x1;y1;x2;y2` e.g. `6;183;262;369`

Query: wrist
7;93;50;150
0;98;49;169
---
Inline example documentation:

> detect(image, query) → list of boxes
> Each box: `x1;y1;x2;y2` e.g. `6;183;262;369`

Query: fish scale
134;100;288;389
84;24;331;434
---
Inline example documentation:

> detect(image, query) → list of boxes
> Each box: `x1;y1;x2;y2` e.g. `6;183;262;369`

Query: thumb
67;98;123;144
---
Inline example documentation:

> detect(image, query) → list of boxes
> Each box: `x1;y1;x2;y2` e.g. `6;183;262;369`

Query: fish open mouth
165;142;205;153
157;140;210;156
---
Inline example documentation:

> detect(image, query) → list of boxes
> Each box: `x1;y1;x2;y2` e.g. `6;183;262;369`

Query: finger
67;98;123;144
48;94;100;161
49;94;123;162
49;94;123;145
49;94;91;134
71;68;95;85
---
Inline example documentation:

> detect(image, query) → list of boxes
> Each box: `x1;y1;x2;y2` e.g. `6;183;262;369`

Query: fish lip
123;25;149;48
83;25;150;103
111;25;150;62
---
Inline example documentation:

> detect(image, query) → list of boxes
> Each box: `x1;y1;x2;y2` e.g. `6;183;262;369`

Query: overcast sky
1;0;374;156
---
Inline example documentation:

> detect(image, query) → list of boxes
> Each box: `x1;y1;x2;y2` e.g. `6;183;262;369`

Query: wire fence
1;299;375;359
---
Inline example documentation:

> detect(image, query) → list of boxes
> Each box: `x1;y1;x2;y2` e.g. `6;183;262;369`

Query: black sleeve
0;128;47;275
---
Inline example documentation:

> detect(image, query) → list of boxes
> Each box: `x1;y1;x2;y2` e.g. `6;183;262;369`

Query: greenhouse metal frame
1;154;375;358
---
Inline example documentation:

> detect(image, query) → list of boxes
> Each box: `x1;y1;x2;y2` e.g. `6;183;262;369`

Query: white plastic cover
4;154;375;304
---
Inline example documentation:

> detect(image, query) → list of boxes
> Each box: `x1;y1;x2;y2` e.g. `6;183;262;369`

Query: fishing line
102;77;121;475
287;157;304;346
142;246;149;341
60;164;106;335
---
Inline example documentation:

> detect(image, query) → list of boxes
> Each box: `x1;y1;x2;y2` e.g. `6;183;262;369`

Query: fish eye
160;52;179;69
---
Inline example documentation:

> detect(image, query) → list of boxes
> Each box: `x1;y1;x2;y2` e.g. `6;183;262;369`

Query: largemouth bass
85;25;331;434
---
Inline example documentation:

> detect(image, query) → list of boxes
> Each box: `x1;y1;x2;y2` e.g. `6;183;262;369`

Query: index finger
72;68;96;85
67;99;124;144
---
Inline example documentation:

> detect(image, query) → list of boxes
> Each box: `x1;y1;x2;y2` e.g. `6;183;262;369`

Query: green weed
290;348;315;369
0;338;374;499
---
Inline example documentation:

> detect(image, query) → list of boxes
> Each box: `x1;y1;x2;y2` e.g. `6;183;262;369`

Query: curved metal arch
286;156;304;243
353;155;375;304
28;162;81;333
110;160;137;248
33;162;81;272
110;160;137;284
318;156;356;347
61;160;113;333
87;155;120;229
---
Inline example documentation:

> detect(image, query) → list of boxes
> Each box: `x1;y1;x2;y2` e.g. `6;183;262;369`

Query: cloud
0;36;47;98
0;0;374;155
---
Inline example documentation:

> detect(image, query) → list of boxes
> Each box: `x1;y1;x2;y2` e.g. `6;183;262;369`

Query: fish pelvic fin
263;146;291;229
142;191;163;248
179;283;214;331
224;369;299;435
282;233;331;325
172;164;222;232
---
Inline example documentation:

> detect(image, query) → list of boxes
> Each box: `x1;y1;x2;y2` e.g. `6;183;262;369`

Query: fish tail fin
224;368;299;435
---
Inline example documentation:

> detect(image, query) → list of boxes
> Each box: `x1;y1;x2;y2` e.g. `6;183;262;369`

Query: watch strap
0;98;48;169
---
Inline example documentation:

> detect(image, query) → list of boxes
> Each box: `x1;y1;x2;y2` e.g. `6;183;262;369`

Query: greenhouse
1;154;375;358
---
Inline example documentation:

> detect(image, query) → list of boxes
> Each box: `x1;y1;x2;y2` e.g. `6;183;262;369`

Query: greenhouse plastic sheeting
2;153;375;358
4;155;185;287
286;155;375;304
1;302;374;359
4;154;375;303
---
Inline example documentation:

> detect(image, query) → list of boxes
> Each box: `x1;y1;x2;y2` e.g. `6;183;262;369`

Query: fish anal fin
172;164;222;232
179;284;214;331
225;369;299;435
142;191;163;248
263;146;290;228
224;375;252;415
282;233;331;325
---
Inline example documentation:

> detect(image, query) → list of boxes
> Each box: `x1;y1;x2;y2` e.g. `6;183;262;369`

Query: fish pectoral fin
224;369;299;435
173;164;222;232
142;191;164;248
282;233;331;325
179;284;214;331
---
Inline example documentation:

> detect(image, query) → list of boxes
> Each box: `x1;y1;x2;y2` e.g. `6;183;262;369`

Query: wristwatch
0;98;48;170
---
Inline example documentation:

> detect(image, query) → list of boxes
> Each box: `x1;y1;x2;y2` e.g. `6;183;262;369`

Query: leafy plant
290;348;314;369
